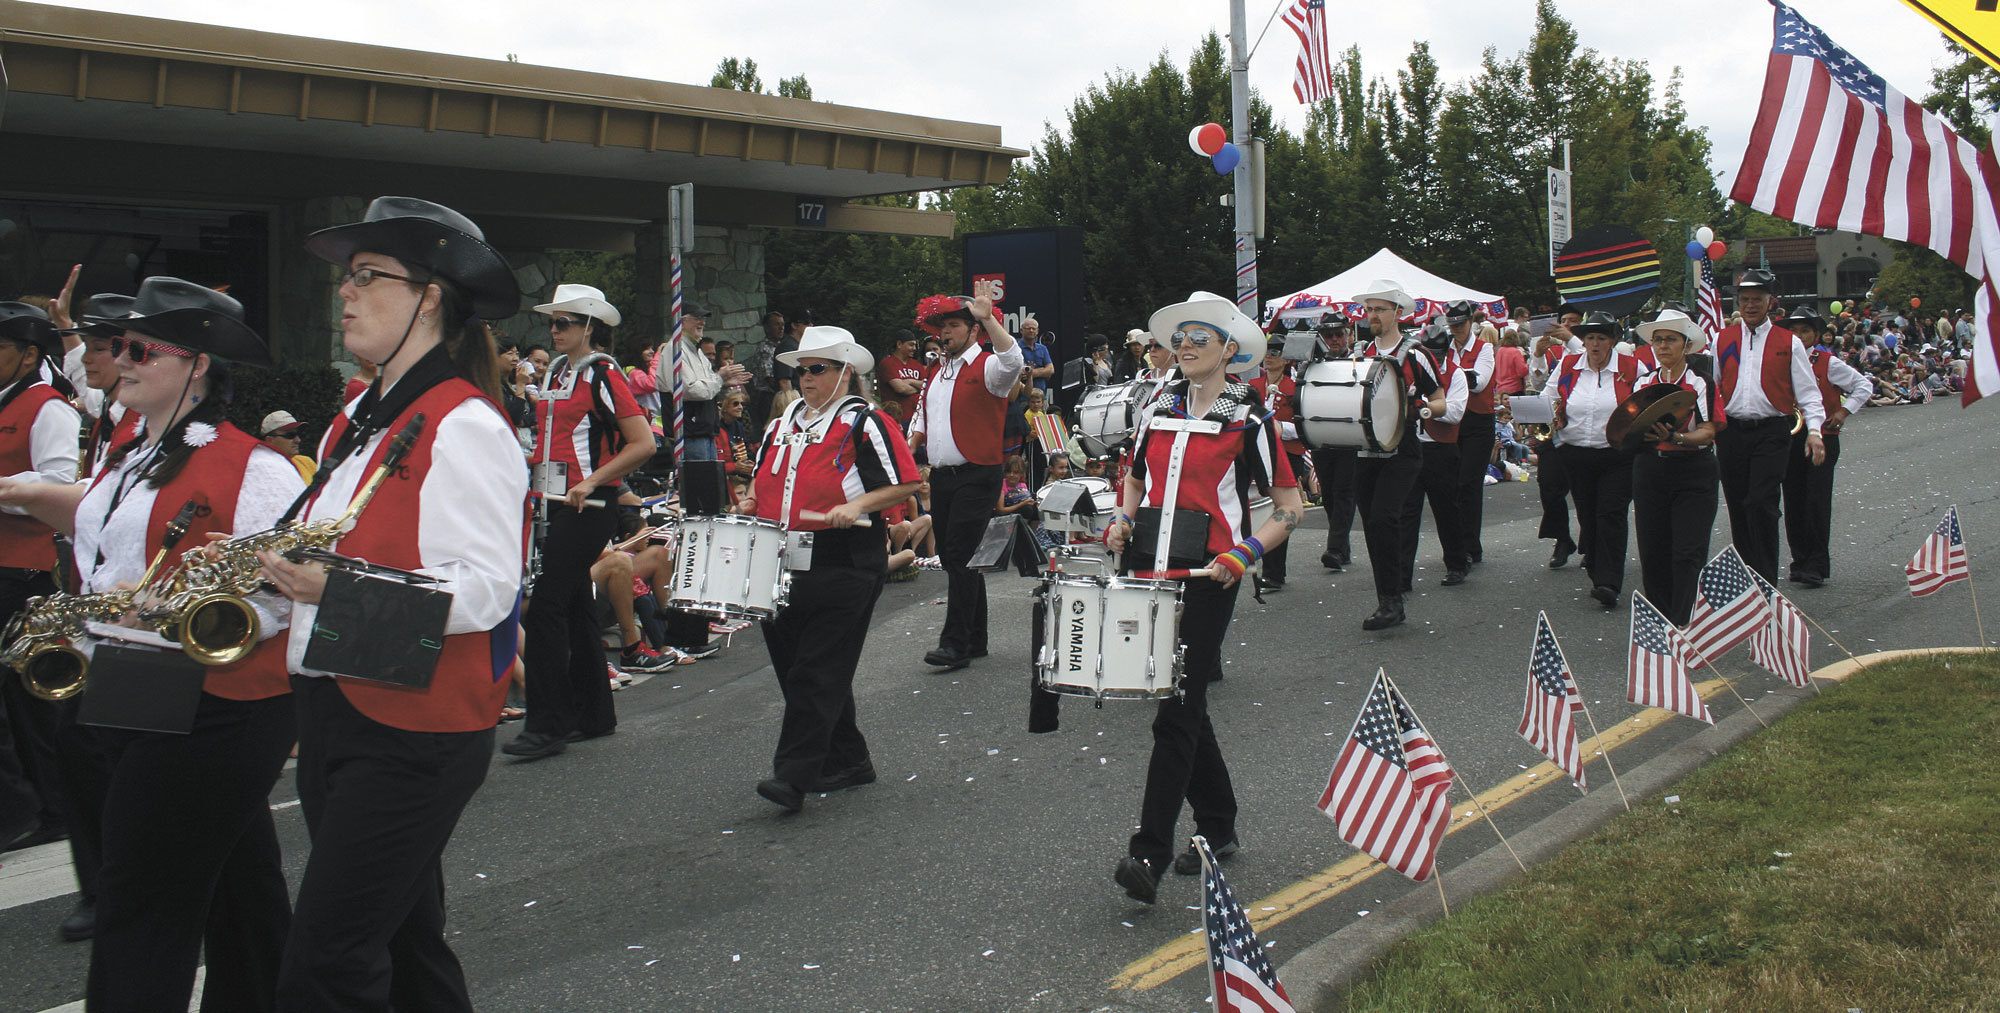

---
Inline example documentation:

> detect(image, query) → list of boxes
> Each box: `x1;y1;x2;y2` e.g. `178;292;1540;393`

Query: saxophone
142;414;428;667
2;501;201;701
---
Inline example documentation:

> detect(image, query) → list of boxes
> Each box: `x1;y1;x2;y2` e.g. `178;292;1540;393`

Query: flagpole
1432;862;1450;917
1571;700;1631;812
1967;565;1988;649
1698;656;1768;728
1385;672;1528;875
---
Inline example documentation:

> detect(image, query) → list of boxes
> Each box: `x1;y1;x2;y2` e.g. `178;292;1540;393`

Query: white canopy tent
1265;248;1508;324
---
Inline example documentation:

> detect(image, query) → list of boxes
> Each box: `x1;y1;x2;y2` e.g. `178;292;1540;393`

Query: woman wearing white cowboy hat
1097;291;1303;903
734;326;920;812
1628;306;1722;624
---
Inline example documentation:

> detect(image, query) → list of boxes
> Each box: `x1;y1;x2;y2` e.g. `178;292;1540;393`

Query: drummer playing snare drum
734;326;919;814
1100;291;1304;904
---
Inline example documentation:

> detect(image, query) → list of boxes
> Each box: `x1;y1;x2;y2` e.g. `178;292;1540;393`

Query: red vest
921;349;1010;466
0;382;67;571
317;380;525;732
1248;372;1304;454
1554;352;1638;417
109;424;292;701
1422;352;1461;445
1715;322;1799;415
1630;344;1658;373
1455;338;1496;415
87;408;145;480
1810;349;1845;435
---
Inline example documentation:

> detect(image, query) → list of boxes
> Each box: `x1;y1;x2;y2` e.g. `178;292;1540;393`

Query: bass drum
1293;358;1408;454
1074;381;1154;459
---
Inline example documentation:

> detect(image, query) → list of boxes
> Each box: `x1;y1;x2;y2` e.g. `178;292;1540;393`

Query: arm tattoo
1270;507;1301;533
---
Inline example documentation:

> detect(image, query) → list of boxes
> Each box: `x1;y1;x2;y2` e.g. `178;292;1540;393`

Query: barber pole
671;251;685;472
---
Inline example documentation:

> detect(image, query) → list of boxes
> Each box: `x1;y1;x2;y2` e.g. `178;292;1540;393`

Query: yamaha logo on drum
1065;604;1087;673
1070;599;1085;615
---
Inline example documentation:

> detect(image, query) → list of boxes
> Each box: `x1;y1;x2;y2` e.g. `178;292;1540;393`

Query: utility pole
1229;0;1258;316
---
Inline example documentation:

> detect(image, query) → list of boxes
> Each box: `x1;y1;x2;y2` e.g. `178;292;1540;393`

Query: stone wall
634;221;769;356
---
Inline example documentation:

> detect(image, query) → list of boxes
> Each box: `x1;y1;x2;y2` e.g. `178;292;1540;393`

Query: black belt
930;462;996;474
1731;414;1790;429
1649;447;1713;458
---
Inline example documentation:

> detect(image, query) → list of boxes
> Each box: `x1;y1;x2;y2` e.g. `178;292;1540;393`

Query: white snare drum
665;515;789;620
1037;572;1184;701
1075;381;1154;458
1036;476;1116;539
1294;358;1408;453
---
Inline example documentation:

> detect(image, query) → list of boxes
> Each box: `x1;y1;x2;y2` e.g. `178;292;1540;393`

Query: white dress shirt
1539;352;1632;450
1727;319;1827;432
1416;365;1470;443
63;343;104;418
908;341;1026;466
1820;354;1875;416
287;395;528;677
1;377;81;514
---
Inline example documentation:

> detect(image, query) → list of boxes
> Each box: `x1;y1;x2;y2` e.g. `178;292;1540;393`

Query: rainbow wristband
1215;546;1255;577
1242;536;1266;562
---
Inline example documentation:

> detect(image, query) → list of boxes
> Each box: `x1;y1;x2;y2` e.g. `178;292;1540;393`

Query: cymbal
1604;386;1696;451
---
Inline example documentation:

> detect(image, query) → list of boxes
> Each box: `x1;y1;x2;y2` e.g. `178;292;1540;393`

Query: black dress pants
88;693;295;1013
1354;449;1422;597
1401;440;1469;578
279;677;493;1013
762;564;885;790
929;463;1002;657
1128;577;1241;869
1560;445;1635;593
1;569;67;837
1633;450;1719;626
523;504;619;739
55;699;112;905
1716;415;1794;583
1455;412;1496;561
1536;439;1575;550
1312;447;1357;564
1782;431;1841;580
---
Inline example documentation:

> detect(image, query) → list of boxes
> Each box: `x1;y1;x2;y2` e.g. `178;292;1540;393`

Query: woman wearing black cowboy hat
1538;310;1642;609
253;197;529;1012
0;277;305;1011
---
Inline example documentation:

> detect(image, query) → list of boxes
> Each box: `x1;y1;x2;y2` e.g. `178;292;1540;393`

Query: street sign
1547;167;1573;277
795;196;828;228
1902;1;2000;75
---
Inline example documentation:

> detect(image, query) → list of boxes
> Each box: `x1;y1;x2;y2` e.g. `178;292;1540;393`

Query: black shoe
562;728;616;744
1114;855;1166;904
1173;836;1240;876
501;731;568;760
1321;551;1344;571
1441;570;1467;587
675;642;722;661
1591;585;1619;610
923;648;971;670
969;646;989;659
811;762;878;792
59;899;94;942
5;823;68;852
1256;577;1285;592
1362;596;1406;631
1797;573;1825;588
756;778;805;813
1468;553;1483;567
1549;543;1574;569
0;811;35;853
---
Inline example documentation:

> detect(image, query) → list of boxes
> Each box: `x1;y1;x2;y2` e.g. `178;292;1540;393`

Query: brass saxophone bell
20;643;88;701
178;592;261;668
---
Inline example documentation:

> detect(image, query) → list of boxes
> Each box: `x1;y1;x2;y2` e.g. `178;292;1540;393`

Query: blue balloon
1211;142;1241;175
1685;240;1705;260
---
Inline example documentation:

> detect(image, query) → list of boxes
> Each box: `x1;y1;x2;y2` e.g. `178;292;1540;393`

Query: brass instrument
3;501;200;701
142;414;428;667
1789;408;1805;435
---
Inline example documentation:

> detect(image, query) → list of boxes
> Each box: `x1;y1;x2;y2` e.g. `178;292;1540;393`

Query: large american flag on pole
1907;505;1971;597
1196;835;1296;1013
1629;593;1714;725
1730;1;2000;406
1519;612;1586;791
1317;670;1454;882
1683;546;1775;666
1695;255;1724;340
1281;0;1335;105
1745;566;1813;689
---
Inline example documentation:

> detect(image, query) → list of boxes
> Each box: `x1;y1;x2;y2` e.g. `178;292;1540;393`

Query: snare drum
1294;358;1408;453
1036;476;1116;540
1036;572;1184;701
665;515;789;620
1075;381;1154;458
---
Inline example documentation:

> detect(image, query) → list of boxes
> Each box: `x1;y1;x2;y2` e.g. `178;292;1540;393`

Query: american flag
1629;593;1714;724
1683;546;1775;667
1317;670;1454;882
1519;612;1586;791
1745;566;1813;689
1281;0;1335;105
1907;505;1971;597
1694;255;1724;340
1195;835;1296;1013
1730;1;1999;407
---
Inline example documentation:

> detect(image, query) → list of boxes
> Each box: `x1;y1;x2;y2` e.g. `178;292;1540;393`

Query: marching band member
1540;311;1640;610
1445;301;1497;567
907;281;1024;671
1102;292;1302;903
1402;318;1472;588
1780;305;1870;588
0;278;303;1010
1248;343;1304;590
503;285;655;761
1348;282;1447;631
1532;304;1585;568
63;294;143;479
1712;269;1826;583
734;327;918;812
1629;308;1719;625
1310;316;1358;571
258;197;528;1011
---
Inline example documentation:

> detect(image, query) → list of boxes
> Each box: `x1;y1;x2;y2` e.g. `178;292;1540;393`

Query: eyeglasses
340;267;425;289
799;363;843;376
109;337;197;364
1168;328;1221;349
549;316;588;331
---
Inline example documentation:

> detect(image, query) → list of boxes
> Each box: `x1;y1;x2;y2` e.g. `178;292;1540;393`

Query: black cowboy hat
1783;304;1826;332
63;293;136;337
1736;268;1778;292
1444;299;1477;325
114;277;272;367
1573;310;1622;338
1315;313;1349;332
1555;300;1586;320
0;302;60;357
305;196;520;319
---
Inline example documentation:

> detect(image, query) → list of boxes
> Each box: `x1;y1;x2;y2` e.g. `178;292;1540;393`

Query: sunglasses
1168;328;1222;349
340;266;425;289
550;316;588;331
110;337;197;364
799;363;844;376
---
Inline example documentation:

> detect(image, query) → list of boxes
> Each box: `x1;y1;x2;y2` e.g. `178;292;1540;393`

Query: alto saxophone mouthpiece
383;413;428;470
164;499;202;547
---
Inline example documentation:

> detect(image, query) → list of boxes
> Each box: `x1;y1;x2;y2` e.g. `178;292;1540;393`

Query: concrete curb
1275;646;1992;1011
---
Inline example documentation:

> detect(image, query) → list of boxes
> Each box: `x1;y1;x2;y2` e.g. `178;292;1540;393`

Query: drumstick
798;510;874;528
1154;567;1216;579
529;491;609;508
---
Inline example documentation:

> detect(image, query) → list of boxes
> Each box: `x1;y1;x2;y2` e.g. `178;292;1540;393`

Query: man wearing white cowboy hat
1347;280;1449;631
1629;305;1723;624
735;326;920;812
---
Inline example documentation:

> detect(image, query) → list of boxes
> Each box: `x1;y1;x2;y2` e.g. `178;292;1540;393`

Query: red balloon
1707;240;1727;261
1195;122;1227;157
1910;296;1922;308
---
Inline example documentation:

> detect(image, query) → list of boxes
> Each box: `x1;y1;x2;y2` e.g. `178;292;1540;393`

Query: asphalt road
2;398;1992;1013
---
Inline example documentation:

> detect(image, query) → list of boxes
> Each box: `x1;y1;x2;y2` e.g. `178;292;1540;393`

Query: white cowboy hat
1351;279;1416;313
1635;307;1707;353
533;283;622;327
777;325;874;373
1146;291;1266;375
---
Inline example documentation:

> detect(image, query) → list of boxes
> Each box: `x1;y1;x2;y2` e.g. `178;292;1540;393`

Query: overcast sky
50;0;1968;199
